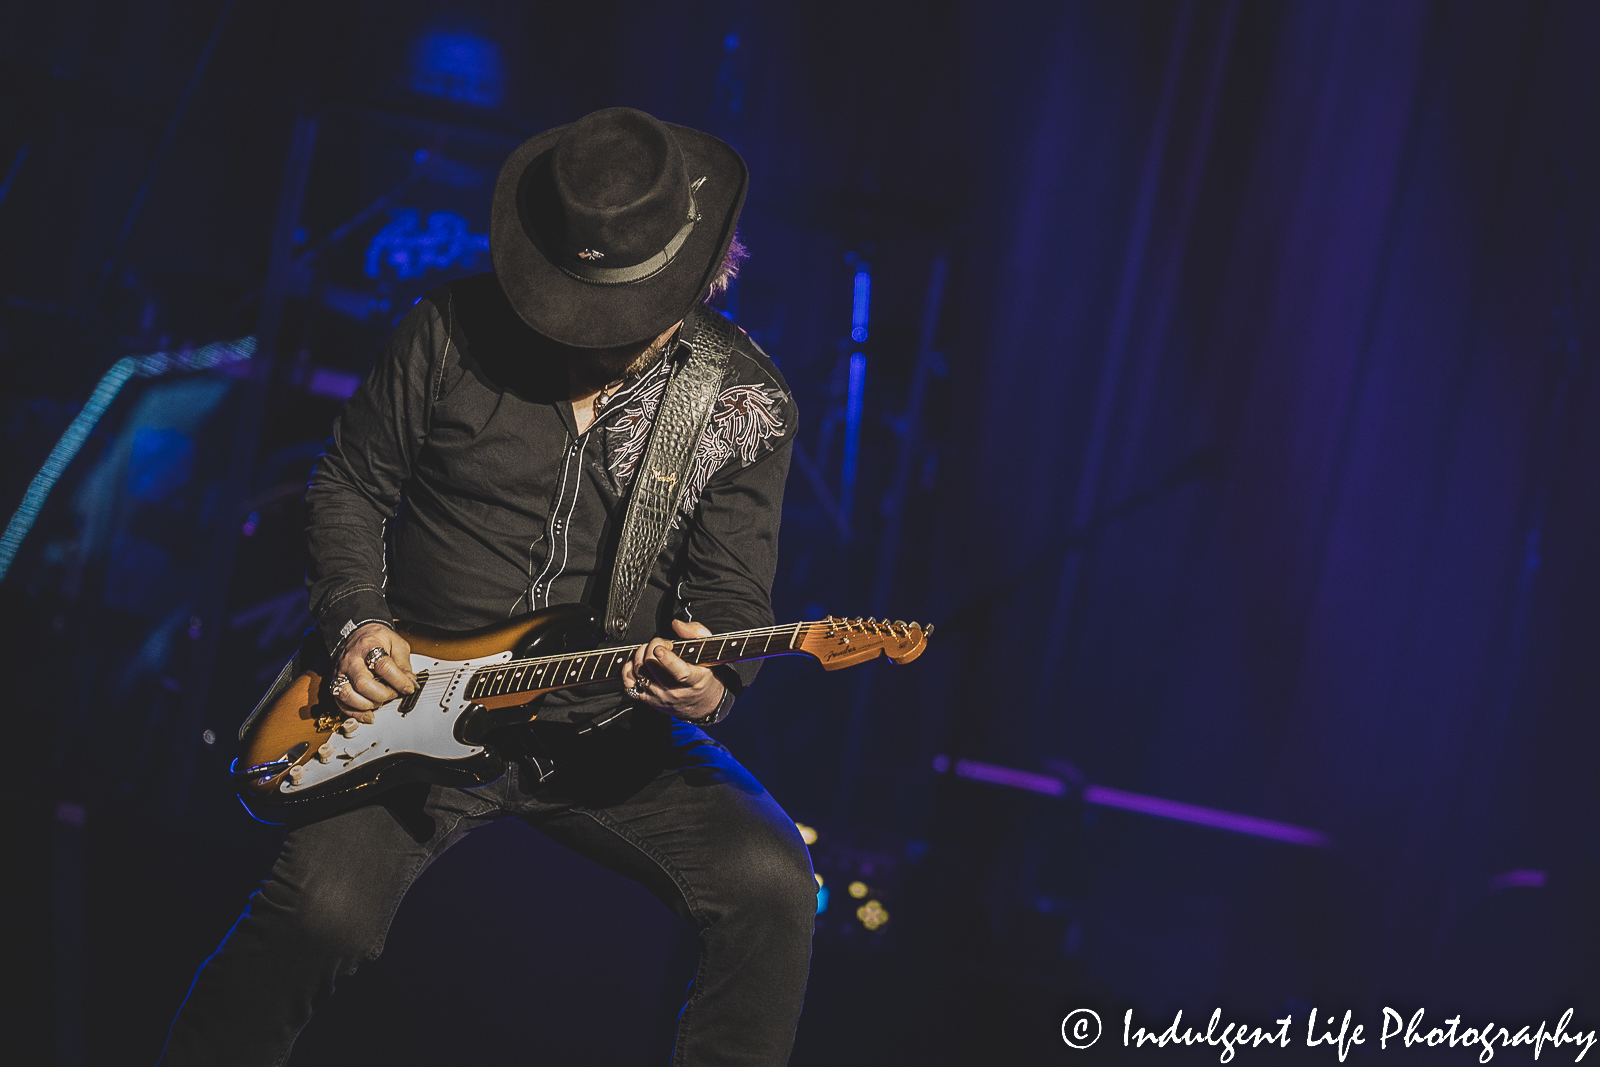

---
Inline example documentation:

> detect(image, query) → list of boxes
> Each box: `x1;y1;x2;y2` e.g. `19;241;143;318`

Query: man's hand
332;622;417;723
621;619;725;723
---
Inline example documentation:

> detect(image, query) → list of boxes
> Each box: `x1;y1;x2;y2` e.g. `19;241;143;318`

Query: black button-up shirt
304;273;796;725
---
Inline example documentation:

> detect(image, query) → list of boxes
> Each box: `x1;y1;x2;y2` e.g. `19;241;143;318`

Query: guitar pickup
397;670;429;715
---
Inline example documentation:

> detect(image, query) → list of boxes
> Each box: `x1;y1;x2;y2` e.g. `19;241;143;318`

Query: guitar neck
463;622;814;703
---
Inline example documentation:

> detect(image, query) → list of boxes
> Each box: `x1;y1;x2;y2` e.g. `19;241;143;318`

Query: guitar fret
456;619;879;705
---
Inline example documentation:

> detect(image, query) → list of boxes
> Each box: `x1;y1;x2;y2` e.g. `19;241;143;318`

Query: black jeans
159;714;816;1066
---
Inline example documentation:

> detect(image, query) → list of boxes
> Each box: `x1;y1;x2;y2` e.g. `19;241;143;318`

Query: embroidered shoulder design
605;373;670;484
606;380;787;523
678;383;786;519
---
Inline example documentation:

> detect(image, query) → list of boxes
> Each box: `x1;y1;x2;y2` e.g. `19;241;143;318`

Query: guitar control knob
316;742;335;762
338;720;360;736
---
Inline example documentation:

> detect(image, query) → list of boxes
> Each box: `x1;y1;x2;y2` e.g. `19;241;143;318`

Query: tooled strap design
602;305;736;637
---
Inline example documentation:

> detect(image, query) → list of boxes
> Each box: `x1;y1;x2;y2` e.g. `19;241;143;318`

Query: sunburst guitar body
233;604;931;823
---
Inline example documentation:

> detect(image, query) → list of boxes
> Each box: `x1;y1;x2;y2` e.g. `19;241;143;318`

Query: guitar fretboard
462;622;811;702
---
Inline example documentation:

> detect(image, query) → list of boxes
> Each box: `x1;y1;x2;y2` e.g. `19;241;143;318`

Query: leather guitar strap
602;304;736;638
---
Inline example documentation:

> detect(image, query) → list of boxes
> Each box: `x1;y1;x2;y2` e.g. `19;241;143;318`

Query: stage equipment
932;754;1331;848
0;336;256;582
834;253;950;819
236;612;931;822
794;822;915;943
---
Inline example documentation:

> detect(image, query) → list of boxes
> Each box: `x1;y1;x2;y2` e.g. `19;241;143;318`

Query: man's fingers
671;618;713;640
386;634;415;677
627;642;652;690
624;659;647;692
372;655;416;694
651;645;701;687
351;669;399;707
334;684;377;713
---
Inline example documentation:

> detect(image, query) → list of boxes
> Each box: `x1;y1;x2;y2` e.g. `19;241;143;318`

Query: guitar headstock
795;617;933;671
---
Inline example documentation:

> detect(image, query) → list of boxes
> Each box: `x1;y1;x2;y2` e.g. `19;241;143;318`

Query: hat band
561;177;706;287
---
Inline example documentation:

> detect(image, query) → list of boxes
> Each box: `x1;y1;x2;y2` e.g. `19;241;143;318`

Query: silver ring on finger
330;673;351;699
364;646;389;671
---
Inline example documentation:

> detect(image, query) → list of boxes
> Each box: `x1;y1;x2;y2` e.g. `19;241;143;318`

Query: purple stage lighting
1082;785;1330;848
934;756;1331;848
937;756;1067;797
1486;869;1547;891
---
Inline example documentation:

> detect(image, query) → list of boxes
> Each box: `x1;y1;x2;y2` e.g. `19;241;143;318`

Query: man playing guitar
160;107;818;1066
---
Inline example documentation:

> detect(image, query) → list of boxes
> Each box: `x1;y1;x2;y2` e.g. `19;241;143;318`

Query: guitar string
466;620;923;697
489;619;910;673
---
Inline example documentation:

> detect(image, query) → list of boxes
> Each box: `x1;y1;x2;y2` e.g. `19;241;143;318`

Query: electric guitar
232;604;932;822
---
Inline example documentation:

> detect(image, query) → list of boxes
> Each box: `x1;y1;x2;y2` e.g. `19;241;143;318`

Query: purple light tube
1083;785;1330;848
933;756;1331;848
934;756;1067;796
1486;869;1547;891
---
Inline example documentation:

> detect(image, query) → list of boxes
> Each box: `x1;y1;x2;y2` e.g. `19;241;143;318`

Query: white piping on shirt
524;358;671;612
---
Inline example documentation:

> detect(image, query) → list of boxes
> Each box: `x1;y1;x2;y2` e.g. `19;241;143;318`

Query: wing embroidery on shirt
605;373;670;484
606;382;786;524
677;384;786;520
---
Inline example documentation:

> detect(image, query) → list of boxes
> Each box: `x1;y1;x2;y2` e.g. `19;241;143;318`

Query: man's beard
570;327;676;387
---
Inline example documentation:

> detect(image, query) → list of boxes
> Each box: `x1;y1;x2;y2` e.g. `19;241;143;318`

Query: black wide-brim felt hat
491;107;747;349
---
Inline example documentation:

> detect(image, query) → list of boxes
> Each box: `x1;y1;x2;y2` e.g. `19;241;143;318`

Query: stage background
2;1;1598;1063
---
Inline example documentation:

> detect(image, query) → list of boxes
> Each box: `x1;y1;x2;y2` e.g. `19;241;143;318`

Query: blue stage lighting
850;268;870;342
365;209;490;280
841;352;866;522
410;29;505;108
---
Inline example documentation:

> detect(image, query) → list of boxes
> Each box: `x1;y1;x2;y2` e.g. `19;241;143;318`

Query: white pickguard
279;650;512;795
